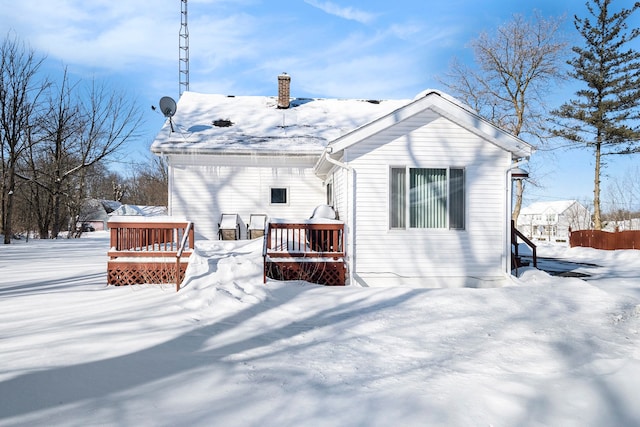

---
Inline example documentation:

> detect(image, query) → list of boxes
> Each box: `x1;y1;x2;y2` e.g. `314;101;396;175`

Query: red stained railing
107;220;195;291
263;221;346;286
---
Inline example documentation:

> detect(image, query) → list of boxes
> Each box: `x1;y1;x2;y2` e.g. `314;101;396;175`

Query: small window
271;187;288;204
326;182;333;206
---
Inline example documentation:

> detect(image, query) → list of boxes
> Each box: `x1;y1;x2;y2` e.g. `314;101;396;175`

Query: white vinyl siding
341;109;511;282
168;154;324;240
329;168;349;221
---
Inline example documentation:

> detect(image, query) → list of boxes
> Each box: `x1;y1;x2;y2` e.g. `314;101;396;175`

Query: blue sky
2;0;639;210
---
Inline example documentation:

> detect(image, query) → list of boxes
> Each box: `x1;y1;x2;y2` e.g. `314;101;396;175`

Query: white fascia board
151;144;321;158
327;91;533;160
328;95;432;154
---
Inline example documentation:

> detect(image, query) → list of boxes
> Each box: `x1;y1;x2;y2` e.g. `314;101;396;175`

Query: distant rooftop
520;200;585;215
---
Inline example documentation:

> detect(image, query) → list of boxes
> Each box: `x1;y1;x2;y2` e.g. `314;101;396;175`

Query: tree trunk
512;179;524;223
51;189;62;239
3;162;16;244
3;194;12;244
593;142;602;230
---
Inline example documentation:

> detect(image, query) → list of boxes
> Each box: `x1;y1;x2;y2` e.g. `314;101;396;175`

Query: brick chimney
277;73;291;109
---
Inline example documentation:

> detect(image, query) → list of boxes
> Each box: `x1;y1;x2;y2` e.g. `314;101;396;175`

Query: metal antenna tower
179;0;189;96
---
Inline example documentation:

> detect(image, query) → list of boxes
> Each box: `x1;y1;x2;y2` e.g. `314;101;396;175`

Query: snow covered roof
80;199;112;221
150;91;412;155
520;200;586;216
109;204;168;217
100;200;122;214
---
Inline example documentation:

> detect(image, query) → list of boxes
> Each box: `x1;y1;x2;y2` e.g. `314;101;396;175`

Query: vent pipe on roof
277;73;291;109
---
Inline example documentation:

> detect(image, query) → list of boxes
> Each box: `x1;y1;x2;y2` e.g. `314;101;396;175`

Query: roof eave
151;143;322;158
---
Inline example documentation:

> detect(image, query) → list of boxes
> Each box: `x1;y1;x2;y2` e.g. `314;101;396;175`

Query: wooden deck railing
263;220;346;286
107;219;195;291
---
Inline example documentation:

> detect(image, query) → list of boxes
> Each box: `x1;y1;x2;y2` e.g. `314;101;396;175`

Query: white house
151;75;533;287
517;200;592;242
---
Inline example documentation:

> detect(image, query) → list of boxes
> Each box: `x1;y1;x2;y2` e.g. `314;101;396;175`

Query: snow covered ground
1;232;639;427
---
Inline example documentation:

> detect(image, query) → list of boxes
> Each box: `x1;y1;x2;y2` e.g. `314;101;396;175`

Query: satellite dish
159;96;177;117
159;96;177;132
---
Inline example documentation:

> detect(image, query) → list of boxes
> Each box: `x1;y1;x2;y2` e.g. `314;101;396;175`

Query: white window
270;187;288;204
326;182;333;206
390;167;465;229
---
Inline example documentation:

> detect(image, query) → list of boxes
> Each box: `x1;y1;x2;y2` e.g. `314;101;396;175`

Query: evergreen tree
553;0;640;230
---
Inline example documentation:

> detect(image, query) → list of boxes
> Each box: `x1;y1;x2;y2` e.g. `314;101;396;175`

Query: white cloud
0;0;456;101
303;0;376;25
2;0;177;70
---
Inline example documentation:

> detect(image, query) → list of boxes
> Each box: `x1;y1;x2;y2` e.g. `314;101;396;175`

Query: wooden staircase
511;220;537;273
263;220;346;286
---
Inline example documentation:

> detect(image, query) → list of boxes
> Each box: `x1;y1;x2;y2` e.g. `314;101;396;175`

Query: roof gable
326;90;533;159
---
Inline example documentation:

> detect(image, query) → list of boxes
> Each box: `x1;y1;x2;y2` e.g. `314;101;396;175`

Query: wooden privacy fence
107;219;195;291
570;229;640;250
263;220;346;286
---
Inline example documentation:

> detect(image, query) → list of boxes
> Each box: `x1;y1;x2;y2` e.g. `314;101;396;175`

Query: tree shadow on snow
0;264;423;424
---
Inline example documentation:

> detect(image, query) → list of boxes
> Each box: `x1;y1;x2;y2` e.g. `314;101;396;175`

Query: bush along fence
569;228;640;250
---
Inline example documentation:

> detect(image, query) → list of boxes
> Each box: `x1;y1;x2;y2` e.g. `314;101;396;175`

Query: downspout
324;152;355;286
505;159;527;276
167;156;174;216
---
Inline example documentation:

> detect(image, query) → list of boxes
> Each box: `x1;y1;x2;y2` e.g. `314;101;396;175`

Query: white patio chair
218;213;240;240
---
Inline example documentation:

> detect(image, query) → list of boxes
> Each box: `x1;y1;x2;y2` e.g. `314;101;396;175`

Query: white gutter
324;152;356;286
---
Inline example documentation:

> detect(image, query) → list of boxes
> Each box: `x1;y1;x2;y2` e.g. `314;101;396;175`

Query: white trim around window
389;166;465;230
270;187;289;205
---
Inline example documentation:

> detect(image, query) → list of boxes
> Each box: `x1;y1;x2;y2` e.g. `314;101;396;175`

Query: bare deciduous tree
439;12;568;223
605;166;640;230
123;155;168;206
0;33;47;243
18;70;144;238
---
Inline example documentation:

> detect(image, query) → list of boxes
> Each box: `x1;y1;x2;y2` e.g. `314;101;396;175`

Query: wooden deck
107;218;195;291
263;220;346;286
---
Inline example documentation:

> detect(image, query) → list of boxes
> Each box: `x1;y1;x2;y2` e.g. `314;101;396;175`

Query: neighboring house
151;75;533;287
517;200;592;242
603;217;640;232
77;199;121;231
78;201;168;232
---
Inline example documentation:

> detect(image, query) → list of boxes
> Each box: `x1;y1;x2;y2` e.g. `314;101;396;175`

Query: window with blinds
390;167;465;230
